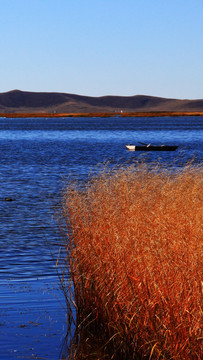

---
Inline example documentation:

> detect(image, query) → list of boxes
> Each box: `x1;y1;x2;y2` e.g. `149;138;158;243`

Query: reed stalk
60;163;202;359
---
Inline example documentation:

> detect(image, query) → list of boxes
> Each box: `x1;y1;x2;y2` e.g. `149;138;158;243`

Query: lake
0;116;202;359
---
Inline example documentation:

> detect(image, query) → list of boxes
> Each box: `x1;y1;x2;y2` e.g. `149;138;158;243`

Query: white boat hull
126;145;136;151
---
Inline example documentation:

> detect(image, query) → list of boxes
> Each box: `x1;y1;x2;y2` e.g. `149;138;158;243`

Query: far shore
1;111;203;118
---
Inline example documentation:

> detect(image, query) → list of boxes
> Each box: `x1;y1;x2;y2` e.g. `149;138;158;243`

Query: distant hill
0;90;203;114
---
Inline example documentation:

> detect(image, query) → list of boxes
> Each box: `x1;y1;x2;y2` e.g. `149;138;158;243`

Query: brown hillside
0;90;203;114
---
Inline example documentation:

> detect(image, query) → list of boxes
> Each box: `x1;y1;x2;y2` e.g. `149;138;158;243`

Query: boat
125;143;178;151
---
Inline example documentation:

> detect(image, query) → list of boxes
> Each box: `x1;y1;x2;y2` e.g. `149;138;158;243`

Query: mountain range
0;90;203;114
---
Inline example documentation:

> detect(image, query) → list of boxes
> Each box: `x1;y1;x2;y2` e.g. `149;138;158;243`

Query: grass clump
61;163;203;359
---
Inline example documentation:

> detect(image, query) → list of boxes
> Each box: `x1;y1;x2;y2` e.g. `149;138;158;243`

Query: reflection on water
0;279;67;360
0;116;202;359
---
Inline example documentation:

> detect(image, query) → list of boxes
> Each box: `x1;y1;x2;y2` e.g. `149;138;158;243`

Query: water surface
0;116;202;359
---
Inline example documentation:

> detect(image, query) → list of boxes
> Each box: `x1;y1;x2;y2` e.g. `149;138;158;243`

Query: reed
61;163;203;359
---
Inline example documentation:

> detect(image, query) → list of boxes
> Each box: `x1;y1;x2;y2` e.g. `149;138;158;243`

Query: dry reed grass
61;163;203;359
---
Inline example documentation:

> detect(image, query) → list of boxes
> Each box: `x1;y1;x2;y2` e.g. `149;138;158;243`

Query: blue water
0;116;202;359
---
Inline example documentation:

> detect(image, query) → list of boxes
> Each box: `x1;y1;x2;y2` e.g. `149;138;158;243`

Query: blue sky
0;0;203;99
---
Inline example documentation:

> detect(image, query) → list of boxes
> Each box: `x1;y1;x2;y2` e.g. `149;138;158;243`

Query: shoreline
1;111;203;118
